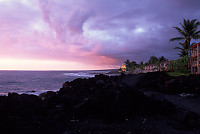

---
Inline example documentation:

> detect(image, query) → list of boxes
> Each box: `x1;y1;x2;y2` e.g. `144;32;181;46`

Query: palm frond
192;34;200;39
183;19;187;27
178;41;189;49
194;21;200;29
187;19;190;24
191;42;197;46
171;18;200;60
179;42;184;45
191;27;198;34
174;47;183;50
193;30;200;36
178;53;182;57
179;42;187;49
191;19;197;26
169;37;184;42
173;27;187;37
180;23;187;34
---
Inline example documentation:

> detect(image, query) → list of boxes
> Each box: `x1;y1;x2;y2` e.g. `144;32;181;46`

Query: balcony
192;51;200;57
192;61;200;67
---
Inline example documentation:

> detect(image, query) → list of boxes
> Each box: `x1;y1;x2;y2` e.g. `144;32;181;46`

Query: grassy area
167;72;190;77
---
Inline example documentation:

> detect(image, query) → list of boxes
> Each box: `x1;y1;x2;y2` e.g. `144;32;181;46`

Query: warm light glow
0;58;112;70
0;0;198;70
121;64;126;71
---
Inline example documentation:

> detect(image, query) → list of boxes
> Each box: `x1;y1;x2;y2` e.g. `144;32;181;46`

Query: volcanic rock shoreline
0;72;200;134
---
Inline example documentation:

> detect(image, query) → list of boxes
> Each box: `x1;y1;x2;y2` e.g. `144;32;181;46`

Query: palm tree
148;55;158;64
124;60;131;72
170;19;200;74
174;42;188;57
159;56;168;62
174;41;189;70
124;60;138;73
138;61;144;70
174;41;195;70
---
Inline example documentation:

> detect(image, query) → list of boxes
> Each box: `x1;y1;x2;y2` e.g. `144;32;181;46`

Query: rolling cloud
0;0;200;69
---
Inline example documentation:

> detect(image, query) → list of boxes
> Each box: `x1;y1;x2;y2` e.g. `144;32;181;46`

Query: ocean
0;70;111;96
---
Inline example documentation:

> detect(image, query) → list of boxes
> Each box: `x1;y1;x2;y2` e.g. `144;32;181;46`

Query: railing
192;61;200;66
192;51;200;56
192;51;197;56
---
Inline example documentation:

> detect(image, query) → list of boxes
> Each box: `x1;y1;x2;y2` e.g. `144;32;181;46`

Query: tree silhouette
170;19;200;74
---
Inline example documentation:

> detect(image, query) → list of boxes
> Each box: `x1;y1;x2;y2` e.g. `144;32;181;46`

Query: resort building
143;61;169;73
135;68;142;74
160;61;169;71
120;61;169;74
143;64;158;73
191;42;200;74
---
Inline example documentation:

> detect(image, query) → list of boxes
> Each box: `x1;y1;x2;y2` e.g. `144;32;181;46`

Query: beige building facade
191;42;200;74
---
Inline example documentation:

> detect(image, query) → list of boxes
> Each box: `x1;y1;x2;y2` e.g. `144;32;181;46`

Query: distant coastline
1;72;200;133
0;70;119;96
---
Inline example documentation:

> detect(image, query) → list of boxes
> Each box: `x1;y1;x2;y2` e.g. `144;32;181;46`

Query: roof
191;42;200;49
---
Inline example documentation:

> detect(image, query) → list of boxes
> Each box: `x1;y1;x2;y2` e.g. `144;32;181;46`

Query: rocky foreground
1;72;200;134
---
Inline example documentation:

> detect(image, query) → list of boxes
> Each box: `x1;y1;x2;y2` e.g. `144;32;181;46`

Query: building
134;68;142;74
120;61;169;74
160;61;169;71
191;42;200;74
143;64;158;73
143;61;169;73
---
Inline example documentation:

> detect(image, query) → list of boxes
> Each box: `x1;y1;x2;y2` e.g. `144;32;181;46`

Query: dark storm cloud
82;0;200;64
1;0;200;69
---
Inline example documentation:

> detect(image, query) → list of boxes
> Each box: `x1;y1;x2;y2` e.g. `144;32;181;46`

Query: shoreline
0;70;120;96
0;72;200;133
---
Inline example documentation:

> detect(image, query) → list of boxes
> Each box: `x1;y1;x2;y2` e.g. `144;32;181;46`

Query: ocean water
0;70;110;96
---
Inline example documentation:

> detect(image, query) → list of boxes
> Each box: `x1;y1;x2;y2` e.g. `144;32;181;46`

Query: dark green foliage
167;56;189;73
123;56;168;73
124;60;138;73
139;61;144;66
159;56;168;62
138;61;144;70
170;19;200;42
174;41;190;57
148;55;159;64
170;19;200;74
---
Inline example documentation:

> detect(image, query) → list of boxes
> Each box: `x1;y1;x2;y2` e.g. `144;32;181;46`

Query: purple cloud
0;0;200;69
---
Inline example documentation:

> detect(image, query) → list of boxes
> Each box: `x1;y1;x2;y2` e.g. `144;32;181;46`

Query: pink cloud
0;0;200;70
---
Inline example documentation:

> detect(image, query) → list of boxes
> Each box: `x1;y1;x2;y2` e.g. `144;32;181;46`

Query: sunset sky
0;0;200;70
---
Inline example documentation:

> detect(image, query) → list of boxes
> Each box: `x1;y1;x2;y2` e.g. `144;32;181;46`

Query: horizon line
0;69;118;71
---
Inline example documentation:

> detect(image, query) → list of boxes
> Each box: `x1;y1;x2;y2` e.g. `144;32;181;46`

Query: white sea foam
63;72;94;77
63;71;110;78
0;70;114;96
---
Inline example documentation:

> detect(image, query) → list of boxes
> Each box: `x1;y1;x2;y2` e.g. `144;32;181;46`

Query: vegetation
167;72;190;77
148;55;159;64
174;41;194;70
124;60;138;73
170;19;200;74
121;19;200;75
174;41;188;58
167;56;189;73
123;56;168;74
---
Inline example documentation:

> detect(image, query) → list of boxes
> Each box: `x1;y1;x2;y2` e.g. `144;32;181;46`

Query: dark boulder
136;71;171;91
56;74;176;122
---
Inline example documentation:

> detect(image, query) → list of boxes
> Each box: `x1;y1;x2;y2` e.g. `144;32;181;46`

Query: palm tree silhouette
170;19;200;74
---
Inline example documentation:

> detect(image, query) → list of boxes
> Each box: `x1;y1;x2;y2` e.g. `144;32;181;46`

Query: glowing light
0;59;83;70
0;58;115;70
135;28;145;33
